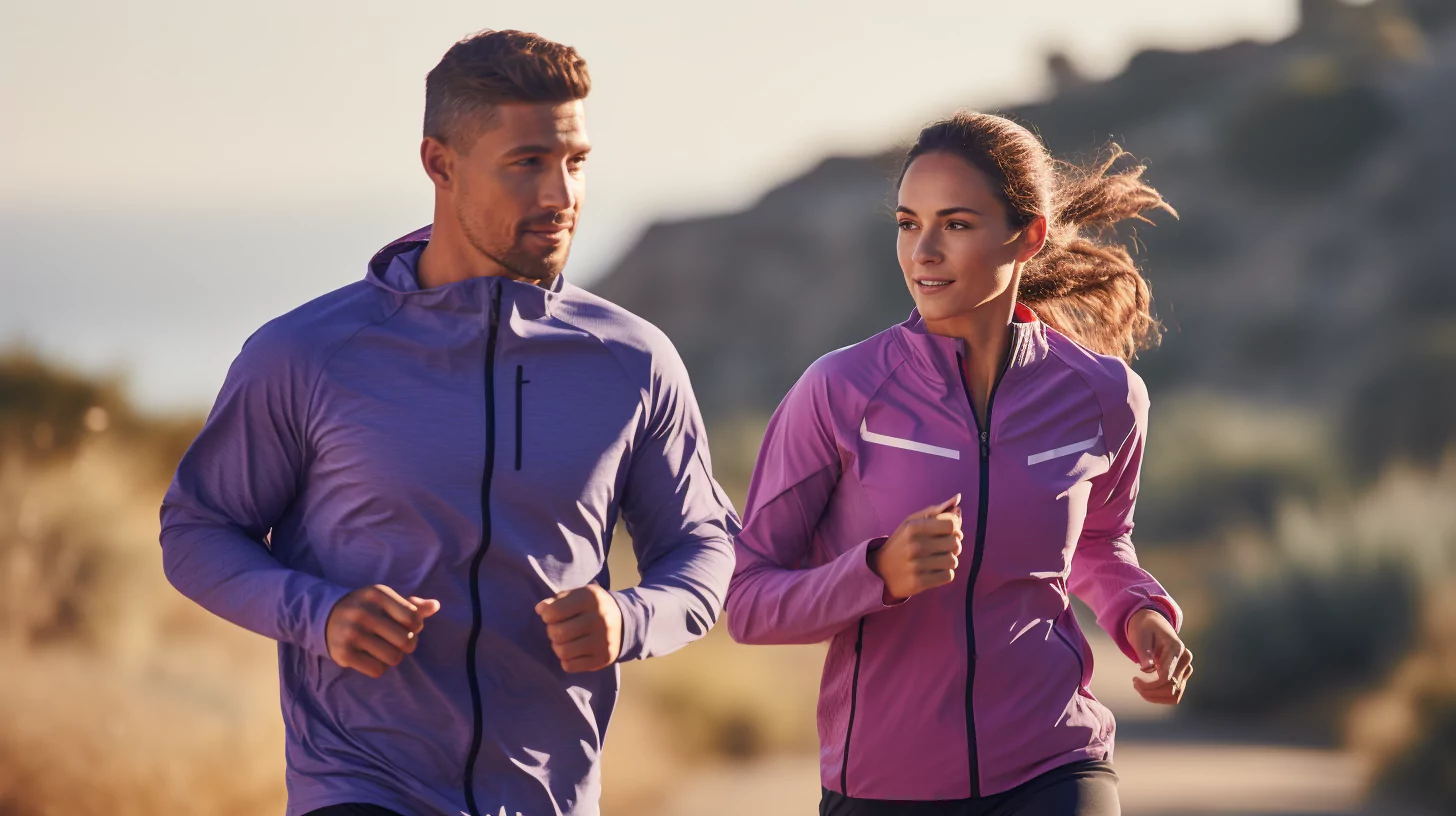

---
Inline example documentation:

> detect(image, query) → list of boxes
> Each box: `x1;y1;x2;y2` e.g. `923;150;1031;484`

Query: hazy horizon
2;0;1299;411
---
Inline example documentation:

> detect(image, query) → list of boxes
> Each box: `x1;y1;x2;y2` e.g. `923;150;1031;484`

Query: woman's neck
924;288;1018;428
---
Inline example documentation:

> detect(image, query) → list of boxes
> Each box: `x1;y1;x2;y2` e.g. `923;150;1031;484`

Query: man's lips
522;225;572;244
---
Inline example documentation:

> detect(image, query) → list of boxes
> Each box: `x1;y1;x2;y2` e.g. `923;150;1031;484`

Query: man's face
439;101;590;284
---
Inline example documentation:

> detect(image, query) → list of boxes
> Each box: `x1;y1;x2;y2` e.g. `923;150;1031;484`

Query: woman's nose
912;235;942;266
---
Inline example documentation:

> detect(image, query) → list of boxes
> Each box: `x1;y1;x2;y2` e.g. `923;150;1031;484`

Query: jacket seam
1044;345;1126;505
302;298;406;449
738;351;906;538
548;310;657;445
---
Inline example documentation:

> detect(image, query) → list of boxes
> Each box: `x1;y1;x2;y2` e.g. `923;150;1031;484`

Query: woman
725;111;1192;816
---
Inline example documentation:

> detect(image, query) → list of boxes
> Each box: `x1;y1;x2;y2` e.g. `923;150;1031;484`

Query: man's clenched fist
325;585;441;678
535;584;623;673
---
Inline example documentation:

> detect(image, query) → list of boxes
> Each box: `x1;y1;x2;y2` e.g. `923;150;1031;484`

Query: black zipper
462;287;503;816
955;340;1013;799
839;617;867;795
515;365;529;471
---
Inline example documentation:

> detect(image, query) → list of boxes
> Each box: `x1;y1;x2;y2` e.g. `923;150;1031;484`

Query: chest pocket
979;418;1113;587
859;419;962;461
852;399;973;534
1027;424;1102;467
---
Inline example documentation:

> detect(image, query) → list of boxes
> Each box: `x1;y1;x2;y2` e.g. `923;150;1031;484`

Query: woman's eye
896;221;917;231
946;221;971;230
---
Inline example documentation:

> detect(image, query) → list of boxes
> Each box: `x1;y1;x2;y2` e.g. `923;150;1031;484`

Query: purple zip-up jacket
726;304;1181;801
160;227;738;816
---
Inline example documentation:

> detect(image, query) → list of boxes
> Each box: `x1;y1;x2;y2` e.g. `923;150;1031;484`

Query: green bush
1186;557;1419;715
1135;391;1342;545
1184;459;1456;717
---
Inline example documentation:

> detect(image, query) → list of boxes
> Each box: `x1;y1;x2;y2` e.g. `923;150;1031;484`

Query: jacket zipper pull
979;430;989;456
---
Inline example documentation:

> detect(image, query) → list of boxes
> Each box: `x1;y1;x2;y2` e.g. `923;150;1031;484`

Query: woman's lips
915;278;954;291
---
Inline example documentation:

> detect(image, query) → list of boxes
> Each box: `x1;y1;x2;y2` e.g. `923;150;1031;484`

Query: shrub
1185;458;1456;717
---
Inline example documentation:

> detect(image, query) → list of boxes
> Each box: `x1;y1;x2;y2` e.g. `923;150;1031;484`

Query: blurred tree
1344;343;1456;479
1219;78;1398;193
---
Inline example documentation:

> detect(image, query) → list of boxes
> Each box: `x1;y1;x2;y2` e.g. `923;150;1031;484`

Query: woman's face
896;151;1040;324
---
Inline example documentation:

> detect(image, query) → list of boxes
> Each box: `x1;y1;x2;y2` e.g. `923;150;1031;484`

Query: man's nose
538;166;576;213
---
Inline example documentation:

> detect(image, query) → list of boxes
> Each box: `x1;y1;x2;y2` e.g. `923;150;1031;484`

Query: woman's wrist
865;539;908;604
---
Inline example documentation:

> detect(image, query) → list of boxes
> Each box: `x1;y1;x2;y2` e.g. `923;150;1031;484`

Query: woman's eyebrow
894;206;983;216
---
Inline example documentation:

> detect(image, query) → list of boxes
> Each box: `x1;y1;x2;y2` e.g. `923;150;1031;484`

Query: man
160;30;738;816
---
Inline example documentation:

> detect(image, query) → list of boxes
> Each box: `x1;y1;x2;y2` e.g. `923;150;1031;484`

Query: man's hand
868;495;963;603
1127;607;1193;704
325;585;441;678
535;584;623;673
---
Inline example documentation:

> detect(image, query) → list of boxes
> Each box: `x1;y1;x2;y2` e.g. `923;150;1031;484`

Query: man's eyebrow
502;143;593;158
502;144;555;158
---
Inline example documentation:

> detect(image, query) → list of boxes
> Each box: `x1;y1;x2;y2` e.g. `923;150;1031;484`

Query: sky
1;0;1299;410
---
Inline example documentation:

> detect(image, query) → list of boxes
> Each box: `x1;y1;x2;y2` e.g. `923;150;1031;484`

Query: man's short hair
423;30;591;150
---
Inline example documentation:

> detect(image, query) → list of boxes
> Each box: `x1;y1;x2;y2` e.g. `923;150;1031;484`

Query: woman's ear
1016;215;1048;263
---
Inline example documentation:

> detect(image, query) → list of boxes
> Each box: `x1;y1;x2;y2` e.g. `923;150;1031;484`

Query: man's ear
421;137;455;190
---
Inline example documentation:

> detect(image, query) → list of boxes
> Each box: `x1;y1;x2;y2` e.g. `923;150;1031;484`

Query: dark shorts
820;759;1119;816
302;805;404;816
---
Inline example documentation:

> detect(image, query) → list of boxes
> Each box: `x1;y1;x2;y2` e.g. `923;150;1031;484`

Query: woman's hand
868;495;963;602
1127;607;1193;704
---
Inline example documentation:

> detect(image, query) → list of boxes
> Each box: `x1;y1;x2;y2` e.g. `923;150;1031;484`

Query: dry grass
0;423;823;816
1346;584;1456;812
0;637;286;815
0;429;289;815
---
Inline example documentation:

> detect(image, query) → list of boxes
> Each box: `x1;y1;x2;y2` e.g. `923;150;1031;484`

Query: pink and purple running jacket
726;304;1182;801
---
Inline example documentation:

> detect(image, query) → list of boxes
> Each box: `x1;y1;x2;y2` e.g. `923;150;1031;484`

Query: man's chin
504;248;570;284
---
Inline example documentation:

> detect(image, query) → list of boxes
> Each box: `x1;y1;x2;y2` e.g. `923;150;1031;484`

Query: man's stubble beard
458;202;571;286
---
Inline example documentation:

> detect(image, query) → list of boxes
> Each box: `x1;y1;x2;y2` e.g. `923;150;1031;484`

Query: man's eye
515;157;540;167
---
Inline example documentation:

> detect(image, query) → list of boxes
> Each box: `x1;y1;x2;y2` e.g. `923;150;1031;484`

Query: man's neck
416;235;500;290
416;219;553;290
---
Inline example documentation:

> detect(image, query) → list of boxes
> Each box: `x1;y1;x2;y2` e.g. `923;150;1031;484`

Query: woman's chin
914;300;962;322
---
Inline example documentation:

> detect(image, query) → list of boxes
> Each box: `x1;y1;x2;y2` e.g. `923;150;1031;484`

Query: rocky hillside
593;0;1456;477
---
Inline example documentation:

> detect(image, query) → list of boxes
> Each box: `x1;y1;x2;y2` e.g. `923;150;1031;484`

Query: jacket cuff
611;588;649;663
862;536;909;607
303;580;355;661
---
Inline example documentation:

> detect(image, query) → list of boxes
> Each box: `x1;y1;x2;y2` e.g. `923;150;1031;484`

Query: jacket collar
364;224;561;320
892;302;1050;388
